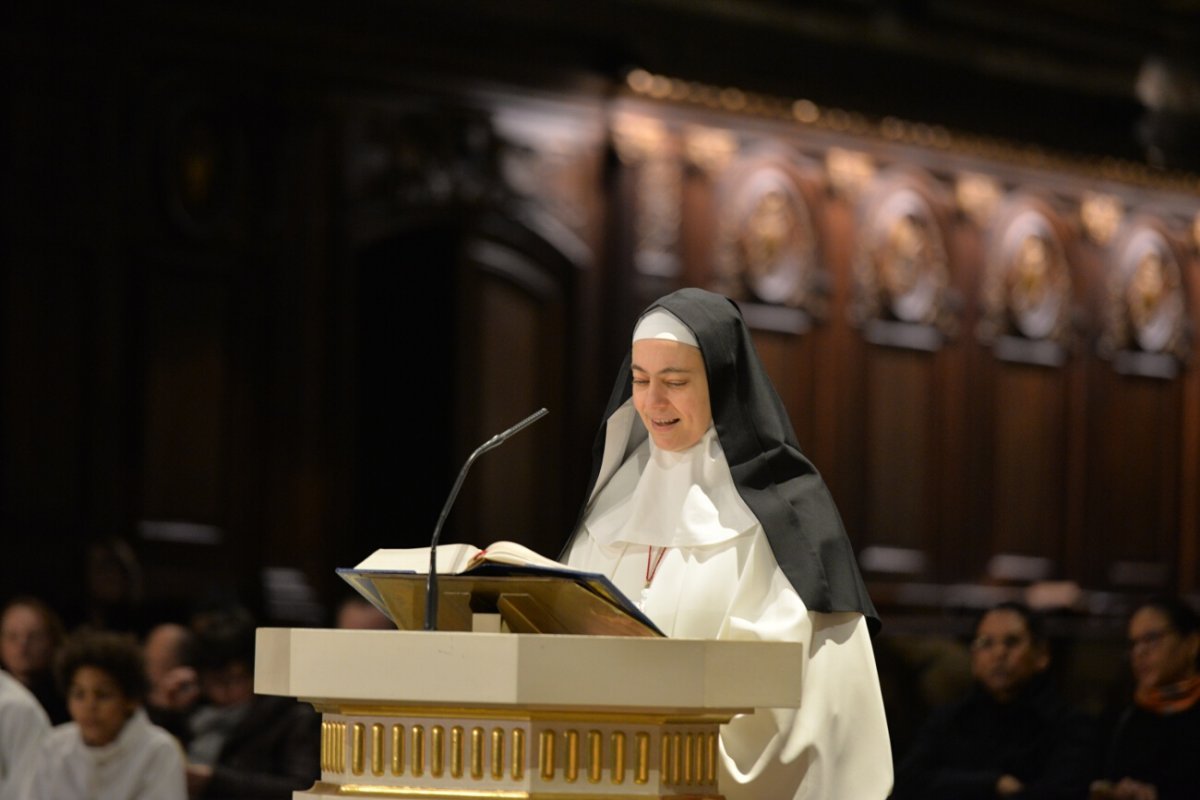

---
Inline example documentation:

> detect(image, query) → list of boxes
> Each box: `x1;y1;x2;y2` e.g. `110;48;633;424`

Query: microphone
424;407;549;630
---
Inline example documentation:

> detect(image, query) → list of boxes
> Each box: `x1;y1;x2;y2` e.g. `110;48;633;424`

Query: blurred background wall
4;0;1200;747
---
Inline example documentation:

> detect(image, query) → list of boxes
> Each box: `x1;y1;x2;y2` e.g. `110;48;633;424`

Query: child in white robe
18;630;185;800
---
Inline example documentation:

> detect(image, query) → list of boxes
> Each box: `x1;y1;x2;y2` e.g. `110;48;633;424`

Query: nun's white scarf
582;401;758;549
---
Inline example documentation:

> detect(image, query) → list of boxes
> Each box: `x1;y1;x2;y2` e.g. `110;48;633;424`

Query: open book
352;540;566;574
338;542;663;637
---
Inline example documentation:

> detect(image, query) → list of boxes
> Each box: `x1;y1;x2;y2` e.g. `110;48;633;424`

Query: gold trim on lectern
588;731;602;784
538;730;555;780
470;727;484;780
412;726;425;777
431;726;445;777
511;729;525;781
635;732;650;785
391;725;405;776
314;783;717;798
611;731;625;784
317;784;532;797
564;730;579;783
490;728;504;780
450;726;464;778
372;724;385;776
352;723;365;775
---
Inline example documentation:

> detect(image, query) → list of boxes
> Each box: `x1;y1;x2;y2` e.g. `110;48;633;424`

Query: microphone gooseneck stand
424;407;549;631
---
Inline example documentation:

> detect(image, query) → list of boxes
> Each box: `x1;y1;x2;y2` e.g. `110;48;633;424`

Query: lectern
255;575;804;799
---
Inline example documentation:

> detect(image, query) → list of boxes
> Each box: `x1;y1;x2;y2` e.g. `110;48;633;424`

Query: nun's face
631;339;712;451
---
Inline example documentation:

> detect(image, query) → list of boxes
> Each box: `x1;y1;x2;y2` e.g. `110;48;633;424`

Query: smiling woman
630;310;713;452
560;288;890;799
17;630;185;800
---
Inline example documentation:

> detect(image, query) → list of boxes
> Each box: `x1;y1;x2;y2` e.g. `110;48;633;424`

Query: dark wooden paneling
140;264;228;521
989;363;1069;564
4;3;1200;629
864;347;937;556
472;277;566;550
814;199;867;536
2;249;87;524
753;330;816;452
453;222;579;559
1085;369;1183;591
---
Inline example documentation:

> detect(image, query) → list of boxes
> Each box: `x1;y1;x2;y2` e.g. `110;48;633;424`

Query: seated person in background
0;669;50;800
334;595;393;630
143;622;200;744
892;601;1095;799
185;607;320;800
1;596;69;724
1090;595;1200;800
19;629;185;800
81;537;149;637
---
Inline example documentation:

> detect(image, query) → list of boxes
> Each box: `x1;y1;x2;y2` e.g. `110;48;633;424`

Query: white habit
565;408;893;800
18;707;186;800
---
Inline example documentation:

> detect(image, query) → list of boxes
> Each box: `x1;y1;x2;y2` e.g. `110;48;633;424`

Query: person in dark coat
184;607;319;800
1090;596;1200;800
892;601;1095;799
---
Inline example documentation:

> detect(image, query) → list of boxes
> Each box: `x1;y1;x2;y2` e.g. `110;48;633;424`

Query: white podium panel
256;628;803;799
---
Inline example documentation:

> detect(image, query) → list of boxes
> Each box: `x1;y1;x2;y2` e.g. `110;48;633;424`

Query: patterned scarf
1134;674;1200;714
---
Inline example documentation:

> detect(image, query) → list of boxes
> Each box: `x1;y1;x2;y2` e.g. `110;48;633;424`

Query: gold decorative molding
613;113;682;277
372;725;385;777
683;125;737;175
412;725;425;778
712;162;824;315
319;714;724;797
612;114;668;166
352;723;366;776
623;69;1200;195
852;177;956;343
391;725;405;776
955;172;1003;227
978;202;1075;353
827;148;876;200
1080;193;1124;245
1100;223;1190;369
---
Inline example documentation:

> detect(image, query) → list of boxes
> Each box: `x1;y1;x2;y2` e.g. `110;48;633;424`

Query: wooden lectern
255;574;804;799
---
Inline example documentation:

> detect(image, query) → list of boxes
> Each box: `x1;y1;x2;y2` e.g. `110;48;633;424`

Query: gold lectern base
256;628;805;800
302;783;721;799
301;706;727;799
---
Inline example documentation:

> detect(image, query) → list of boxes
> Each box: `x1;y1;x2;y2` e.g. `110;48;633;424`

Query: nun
561;287;892;799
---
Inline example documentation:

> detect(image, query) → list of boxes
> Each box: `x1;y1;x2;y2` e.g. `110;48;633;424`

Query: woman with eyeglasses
1090;596;1200;800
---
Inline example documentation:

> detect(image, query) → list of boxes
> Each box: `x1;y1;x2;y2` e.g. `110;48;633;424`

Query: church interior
4;0;1200;759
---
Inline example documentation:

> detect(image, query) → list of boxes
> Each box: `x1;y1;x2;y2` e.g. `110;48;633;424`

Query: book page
469;540;568;571
354;543;481;574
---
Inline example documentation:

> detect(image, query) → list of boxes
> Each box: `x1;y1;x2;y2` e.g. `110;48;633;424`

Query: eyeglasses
971;634;1030;652
1128;628;1175;652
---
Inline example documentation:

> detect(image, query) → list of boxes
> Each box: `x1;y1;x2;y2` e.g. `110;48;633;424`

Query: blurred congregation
0;568;391;800
4;1;1200;798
